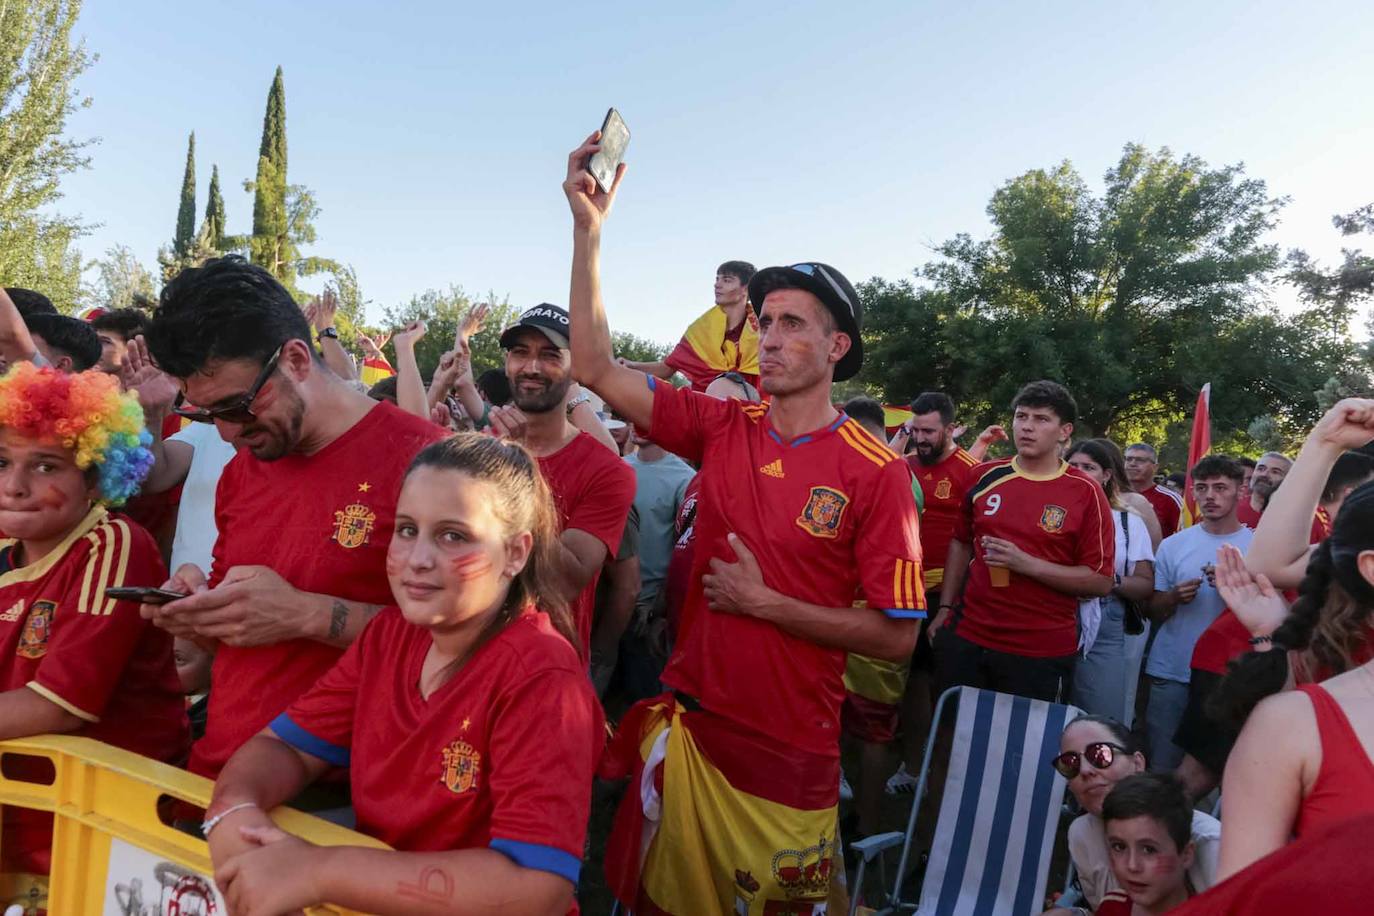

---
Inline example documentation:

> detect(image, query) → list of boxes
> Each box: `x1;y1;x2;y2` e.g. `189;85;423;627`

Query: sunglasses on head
173;345;284;425
789;263;855;319
1050;741;1129;779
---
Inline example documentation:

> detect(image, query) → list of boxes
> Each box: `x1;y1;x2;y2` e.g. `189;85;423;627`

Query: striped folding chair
849;686;1079;915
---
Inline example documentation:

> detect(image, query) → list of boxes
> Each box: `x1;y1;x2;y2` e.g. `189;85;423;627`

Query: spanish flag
663;305;760;392
1181;383;1212;527
359;355;395;388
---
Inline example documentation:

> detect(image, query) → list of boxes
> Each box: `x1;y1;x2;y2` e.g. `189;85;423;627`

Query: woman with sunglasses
1065;440;1156;724
1047;715;1219;914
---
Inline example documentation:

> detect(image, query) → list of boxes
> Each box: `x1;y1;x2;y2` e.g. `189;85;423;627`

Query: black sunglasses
173;345;284;424
790;263;855;319
1050;741;1129;779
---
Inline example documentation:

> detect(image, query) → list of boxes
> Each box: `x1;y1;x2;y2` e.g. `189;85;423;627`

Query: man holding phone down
565;129;924;913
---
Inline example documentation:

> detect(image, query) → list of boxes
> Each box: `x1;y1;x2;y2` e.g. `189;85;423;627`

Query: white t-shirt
1078;509;1155;652
168;423;237;573
1068;809;1221;908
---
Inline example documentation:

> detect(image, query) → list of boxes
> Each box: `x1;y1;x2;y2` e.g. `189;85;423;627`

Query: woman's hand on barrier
216;823;321;916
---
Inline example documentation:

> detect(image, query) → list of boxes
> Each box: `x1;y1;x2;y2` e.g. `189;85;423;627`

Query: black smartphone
587;108;630;193
105;586;188;605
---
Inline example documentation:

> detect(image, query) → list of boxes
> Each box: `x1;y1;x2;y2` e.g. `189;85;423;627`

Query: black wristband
317;327;339;341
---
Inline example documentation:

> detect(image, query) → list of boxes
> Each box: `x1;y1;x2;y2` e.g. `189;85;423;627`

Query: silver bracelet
201;801;259;838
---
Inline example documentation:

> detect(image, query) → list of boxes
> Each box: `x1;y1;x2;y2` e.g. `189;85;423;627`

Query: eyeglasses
173;345;284;424
1050;741;1129;779
789;263;855;319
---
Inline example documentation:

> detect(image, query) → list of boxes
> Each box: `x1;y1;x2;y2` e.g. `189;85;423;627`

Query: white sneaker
885;763;920;796
839;772;855;802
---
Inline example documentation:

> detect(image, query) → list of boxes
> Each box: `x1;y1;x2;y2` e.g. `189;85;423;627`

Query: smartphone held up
586;108;630;193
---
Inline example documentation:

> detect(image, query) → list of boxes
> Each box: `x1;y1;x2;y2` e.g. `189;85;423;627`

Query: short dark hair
1066;713;1141;756
1323;451;1374;503
26;314;101;371
910;391;956;426
843;396;887;432
1191;454;1243;484
91;308;152;341
476;368;511;407
1125;443;1158;461
1101;772;1193;852
717;260;756;285
1235;456;1257;470
1166;472;1186;489
1011;380;1077;425
4;287;56;317
146;255;312;378
367;376;398;404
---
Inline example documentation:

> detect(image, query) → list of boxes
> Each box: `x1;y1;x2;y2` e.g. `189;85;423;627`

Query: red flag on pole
1181;383;1212;527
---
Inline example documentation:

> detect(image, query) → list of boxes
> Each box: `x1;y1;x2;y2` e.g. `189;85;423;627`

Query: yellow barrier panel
0;734;387;915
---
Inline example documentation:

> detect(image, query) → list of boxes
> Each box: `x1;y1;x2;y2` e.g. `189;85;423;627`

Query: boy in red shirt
0;365;187;882
932;380;1115;702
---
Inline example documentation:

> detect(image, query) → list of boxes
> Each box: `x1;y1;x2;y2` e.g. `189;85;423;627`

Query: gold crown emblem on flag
771;835;834;898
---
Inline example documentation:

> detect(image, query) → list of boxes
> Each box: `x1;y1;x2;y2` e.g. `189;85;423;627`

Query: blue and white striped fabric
918;687;1078;916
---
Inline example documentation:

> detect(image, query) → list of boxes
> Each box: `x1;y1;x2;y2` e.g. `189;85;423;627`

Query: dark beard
915;434;950;465
511;376;573;414
248;384;306;461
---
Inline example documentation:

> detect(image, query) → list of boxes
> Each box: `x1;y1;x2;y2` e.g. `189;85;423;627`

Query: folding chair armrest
849;831;904;862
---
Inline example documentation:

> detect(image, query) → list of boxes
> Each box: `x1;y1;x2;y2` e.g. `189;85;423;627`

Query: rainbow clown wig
0;363;154;506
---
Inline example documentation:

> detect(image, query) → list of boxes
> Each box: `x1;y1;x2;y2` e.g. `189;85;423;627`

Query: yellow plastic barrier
0;734;387;915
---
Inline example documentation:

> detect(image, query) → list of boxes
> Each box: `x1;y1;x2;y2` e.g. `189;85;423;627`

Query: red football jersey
907;447;980;590
0;507;188;871
274;608;601;906
1237;498;1263;529
537;432;636;660
1140;483;1183;537
663;473;703;641
953;458;1115;657
189;401;447;779
646;379;924;757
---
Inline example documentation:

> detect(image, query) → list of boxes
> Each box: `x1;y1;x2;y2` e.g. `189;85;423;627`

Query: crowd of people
0;130;1370;916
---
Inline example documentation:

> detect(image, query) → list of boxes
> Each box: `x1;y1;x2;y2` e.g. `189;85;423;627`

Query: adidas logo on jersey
0;600;24;623
759;459;785;478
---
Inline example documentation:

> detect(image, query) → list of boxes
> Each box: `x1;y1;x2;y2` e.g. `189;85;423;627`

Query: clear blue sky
61;0;1374;342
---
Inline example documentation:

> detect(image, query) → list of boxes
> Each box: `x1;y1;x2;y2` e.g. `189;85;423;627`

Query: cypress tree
174;132;196;256
205;164;225;250
250;66;294;286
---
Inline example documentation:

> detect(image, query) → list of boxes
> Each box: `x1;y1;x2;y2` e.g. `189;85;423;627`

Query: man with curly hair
0;364;188;884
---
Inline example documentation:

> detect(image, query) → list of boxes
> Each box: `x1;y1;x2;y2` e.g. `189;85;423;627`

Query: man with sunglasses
140;256;447;786
563;135;923;913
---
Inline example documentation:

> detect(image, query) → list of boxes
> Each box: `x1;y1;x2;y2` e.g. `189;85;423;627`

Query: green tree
205;163;226;250
0;0;94;309
174;132;196;255
248;67;296;286
93;245;157;311
859;144;1362;458
382;289;517;379
611;331;669;363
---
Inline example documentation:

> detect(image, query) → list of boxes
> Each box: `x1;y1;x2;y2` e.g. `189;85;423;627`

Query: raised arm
563;133;653;431
0;287;39;366
305;291;358;381
392;321;431;420
1246;398;1374;588
121;335;195;494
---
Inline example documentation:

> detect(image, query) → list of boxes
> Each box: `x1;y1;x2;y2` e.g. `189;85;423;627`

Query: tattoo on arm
329;601;349;640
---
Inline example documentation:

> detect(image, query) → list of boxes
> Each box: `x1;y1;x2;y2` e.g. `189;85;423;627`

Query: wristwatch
317;327;339;341
566;392;592;415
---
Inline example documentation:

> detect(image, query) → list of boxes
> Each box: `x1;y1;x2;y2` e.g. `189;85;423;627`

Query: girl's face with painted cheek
387;466;531;630
1105;815;1193;909
0;429;96;547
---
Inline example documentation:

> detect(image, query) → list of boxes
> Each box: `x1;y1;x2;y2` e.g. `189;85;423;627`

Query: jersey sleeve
645;376;734;466
855;460;926;619
486;668;603;885
567;451;637;556
30;520;169;722
1076;479;1115;577
269;611;381;767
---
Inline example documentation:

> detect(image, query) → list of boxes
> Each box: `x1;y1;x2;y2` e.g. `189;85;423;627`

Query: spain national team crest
17;601;55;659
934;478;953;500
440;739;481;794
332;502;377;549
796;486;849;539
1039;504;1068;534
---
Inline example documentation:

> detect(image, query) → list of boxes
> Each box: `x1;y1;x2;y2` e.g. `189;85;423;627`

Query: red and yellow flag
1181;383;1212;527
359;356;395;388
663;305;759;392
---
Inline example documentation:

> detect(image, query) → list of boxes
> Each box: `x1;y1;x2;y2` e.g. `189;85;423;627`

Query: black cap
499;303;570;350
748;262;863;381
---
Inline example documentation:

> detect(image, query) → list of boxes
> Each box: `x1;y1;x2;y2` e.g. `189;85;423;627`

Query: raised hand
457;302;490;349
120;335;180;413
564;131;627;232
304;288;339;332
1310;398;1374;452
1215;543;1289;637
393;320;426;352
487;404;529;442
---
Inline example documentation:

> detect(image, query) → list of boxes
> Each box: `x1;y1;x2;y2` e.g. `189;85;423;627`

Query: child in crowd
1095;773;1197;915
0;364;188;885
206;434;602;914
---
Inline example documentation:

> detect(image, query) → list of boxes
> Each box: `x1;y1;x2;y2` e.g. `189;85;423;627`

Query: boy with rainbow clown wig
0;365;187;889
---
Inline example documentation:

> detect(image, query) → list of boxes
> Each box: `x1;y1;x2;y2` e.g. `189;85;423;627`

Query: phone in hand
104;586;188;605
587;108;630;193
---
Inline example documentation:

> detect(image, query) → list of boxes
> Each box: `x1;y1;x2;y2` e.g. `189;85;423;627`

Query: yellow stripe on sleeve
26;681;99;723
